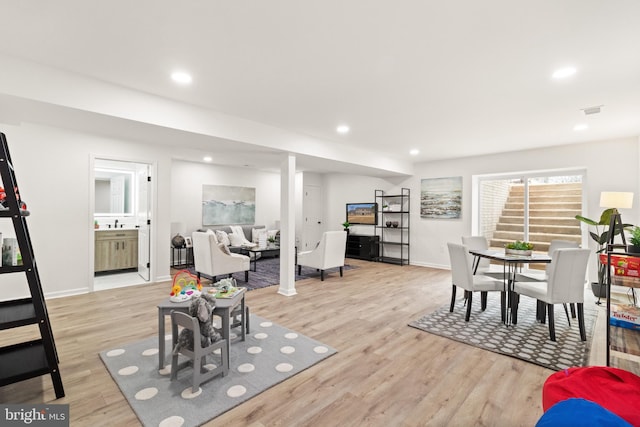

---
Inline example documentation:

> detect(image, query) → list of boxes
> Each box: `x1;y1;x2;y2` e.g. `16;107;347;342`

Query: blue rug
190;256;357;291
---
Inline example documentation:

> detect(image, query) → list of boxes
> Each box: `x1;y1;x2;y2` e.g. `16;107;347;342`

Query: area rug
189;256;358;291
409;293;597;371
100;314;337;427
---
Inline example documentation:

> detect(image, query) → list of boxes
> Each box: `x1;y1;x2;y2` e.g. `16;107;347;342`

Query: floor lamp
600;192;634;246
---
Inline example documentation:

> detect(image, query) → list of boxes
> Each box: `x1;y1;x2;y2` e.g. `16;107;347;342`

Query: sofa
198;225;278;253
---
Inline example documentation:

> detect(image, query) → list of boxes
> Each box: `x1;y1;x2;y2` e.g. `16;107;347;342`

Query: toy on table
208;277;240;298
170;270;203;303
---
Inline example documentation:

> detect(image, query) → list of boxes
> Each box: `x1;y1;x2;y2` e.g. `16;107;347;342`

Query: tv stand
346;234;379;261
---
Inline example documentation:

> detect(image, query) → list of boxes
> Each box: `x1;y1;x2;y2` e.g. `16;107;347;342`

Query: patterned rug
189;256;358;291
409;292;598;371
100;314;336;427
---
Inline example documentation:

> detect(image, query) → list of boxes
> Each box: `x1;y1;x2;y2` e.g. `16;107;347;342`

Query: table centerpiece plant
505;240;534;256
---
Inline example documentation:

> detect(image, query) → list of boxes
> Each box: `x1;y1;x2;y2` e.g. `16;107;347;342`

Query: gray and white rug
100;315;336;427
409;293;597;371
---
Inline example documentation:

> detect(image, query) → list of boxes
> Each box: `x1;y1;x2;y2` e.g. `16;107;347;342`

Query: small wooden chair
170;310;229;393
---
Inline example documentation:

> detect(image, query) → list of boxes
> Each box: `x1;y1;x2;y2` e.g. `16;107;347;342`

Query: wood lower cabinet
95;230;138;272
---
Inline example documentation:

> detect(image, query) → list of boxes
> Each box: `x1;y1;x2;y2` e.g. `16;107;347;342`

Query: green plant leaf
575;215;598;226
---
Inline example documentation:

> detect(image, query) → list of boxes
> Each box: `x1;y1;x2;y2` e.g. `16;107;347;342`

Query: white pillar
278;153;297;296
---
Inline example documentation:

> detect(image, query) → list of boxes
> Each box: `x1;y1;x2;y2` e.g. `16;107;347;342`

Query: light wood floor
0;259;633;426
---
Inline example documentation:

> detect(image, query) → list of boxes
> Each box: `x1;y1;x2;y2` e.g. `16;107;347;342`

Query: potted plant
342;221;351;235
628;226;640;254
505;241;534;256
575;208;632;297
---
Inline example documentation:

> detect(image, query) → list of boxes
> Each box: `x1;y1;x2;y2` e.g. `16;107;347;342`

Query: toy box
600;254;640;277
610;304;640;331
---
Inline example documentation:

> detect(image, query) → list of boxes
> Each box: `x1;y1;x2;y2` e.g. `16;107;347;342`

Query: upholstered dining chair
297;231;347;281
516;239;580;282
192;231;250;282
461;235;505;279
448;242;506;322
511;248;591;341
515;239;580;325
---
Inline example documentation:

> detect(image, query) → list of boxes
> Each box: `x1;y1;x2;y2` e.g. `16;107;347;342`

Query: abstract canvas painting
202;185;255;225
420;177;462;219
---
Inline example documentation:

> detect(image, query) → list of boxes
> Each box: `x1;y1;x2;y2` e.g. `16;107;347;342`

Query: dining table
469;249;552;325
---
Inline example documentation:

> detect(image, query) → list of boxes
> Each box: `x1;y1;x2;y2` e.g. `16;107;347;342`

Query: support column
278;153;297;296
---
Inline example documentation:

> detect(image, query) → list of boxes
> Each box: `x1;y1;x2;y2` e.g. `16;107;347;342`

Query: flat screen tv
346;202;378;225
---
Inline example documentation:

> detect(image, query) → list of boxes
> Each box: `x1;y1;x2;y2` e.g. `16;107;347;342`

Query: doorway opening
92;158;153;291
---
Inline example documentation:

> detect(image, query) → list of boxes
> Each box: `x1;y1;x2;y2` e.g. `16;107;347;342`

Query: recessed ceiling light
336;125;350;134
552;67;577;79
409;149;420;156
171;71;193;85
573;124;588;131
203;156;212;162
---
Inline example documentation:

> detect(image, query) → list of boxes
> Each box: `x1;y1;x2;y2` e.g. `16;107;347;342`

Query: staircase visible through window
478;172;583;269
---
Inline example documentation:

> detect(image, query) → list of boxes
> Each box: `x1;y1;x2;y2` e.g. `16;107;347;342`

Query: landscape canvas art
203;185;255;225
421;177;462;219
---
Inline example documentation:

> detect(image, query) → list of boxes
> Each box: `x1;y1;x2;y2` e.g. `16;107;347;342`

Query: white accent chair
192;231;250;282
448;242;506;322
511;248;591;341
297;231;347;281
461;236;505;279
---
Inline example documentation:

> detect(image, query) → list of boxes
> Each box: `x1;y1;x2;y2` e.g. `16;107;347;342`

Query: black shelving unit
375;188;410;265
0;133;64;398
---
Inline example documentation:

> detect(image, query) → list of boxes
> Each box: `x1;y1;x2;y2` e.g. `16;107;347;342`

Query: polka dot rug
409;292;598;371
100;314;336;426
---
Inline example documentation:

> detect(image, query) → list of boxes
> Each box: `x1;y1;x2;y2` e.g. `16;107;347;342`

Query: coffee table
242;245;280;271
157;287;246;370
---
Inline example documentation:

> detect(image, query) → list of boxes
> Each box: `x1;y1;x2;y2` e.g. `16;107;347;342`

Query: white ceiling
0;0;639;174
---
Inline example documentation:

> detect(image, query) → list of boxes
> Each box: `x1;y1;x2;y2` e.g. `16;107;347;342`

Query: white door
303;185;323;250
136;163;151;281
110;175;125;213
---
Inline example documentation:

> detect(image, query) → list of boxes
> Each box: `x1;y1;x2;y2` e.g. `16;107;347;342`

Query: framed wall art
420;176;462;219
202;185;256;225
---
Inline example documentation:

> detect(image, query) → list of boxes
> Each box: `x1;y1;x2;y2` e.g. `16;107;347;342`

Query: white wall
0;123;173;300
407;137;640;275
323;174;402;236
170;160;281;238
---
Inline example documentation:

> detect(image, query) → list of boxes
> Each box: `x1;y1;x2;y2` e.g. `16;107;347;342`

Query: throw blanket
229;225;256;247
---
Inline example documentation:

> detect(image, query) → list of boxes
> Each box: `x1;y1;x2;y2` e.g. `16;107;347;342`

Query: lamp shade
599;192;634;209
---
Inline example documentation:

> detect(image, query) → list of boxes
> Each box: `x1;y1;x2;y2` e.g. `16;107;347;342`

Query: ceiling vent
582;105;603;115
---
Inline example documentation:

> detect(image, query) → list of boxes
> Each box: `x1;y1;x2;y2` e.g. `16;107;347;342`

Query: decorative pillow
205;229;218;243
267;229;279;239
215;230;231;246
228;233;245;247
252;228;268;243
218;243;231;255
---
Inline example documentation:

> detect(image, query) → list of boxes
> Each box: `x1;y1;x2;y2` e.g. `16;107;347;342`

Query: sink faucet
115;219;119;228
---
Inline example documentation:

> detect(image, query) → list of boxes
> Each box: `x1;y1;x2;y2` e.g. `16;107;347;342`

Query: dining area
446;236;591;343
